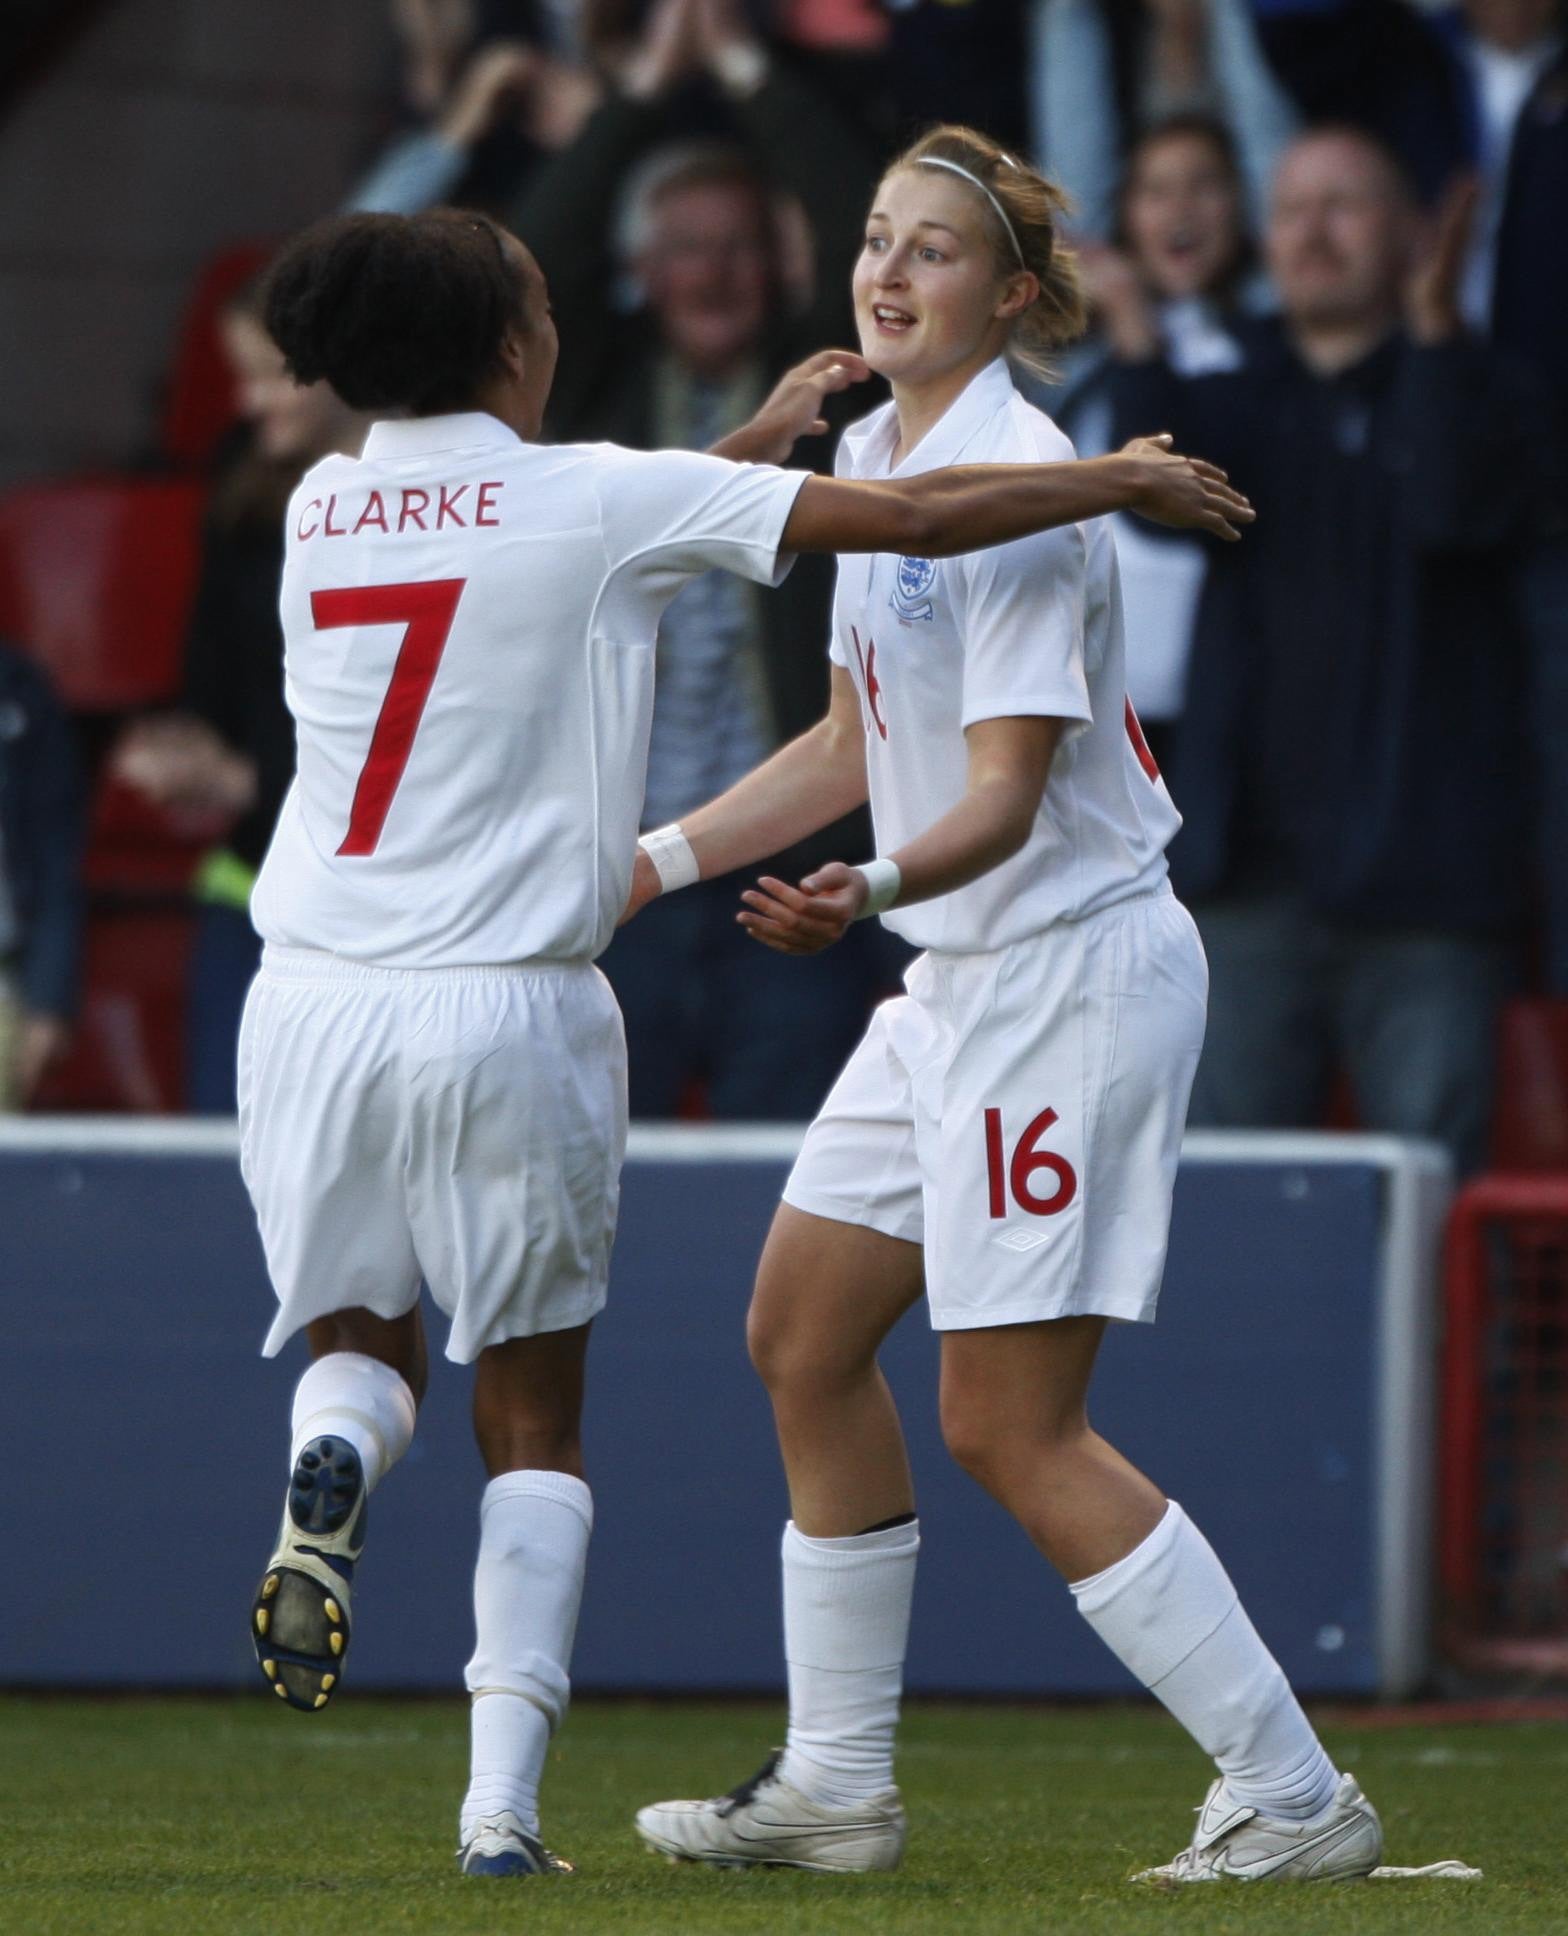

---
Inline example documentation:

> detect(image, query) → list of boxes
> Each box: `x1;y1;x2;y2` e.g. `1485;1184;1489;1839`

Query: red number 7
310;579;466;856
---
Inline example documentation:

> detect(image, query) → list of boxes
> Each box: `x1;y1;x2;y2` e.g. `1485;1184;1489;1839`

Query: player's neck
888;347;1002;467
470;374;544;442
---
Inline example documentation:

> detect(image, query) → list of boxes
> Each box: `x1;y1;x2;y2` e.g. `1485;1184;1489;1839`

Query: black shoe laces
717;1750;784;1817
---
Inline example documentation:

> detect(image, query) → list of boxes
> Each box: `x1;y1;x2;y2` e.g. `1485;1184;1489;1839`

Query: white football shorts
783;888;1207;1329
239;946;627;1363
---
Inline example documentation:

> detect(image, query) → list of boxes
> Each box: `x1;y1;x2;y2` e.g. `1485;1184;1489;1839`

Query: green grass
0;1696;1558;1934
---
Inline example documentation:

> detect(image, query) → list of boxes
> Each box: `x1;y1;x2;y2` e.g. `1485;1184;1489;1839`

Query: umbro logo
995;1227;1051;1253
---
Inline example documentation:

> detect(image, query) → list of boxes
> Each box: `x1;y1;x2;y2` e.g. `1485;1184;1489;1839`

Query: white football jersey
829;358;1179;954
252;413;806;967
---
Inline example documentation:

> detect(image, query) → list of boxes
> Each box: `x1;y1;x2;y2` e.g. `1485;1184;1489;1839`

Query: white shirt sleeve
955;522;1094;734
594;447;809;595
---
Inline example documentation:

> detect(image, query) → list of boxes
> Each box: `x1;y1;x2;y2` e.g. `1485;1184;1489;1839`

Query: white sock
1070;1501;1339;1823
778;1517;919;1809
460;1469;593;1842
289;1352;416;1493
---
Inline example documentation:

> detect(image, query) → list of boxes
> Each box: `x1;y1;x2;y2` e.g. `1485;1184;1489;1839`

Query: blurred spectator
0;643;84;1110
1443;0;1568;989
1252;0;1471;205
509;0;898;1119
114;293;370;1114
350;37;605;216
1055;115;1267;764
1031;0;1299;238
1107;128;1538;1173
887;0;1031;157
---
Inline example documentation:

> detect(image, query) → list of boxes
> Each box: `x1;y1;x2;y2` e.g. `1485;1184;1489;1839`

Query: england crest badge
890;554;937;623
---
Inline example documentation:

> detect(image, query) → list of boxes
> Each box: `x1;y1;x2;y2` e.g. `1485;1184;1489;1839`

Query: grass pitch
1;1695;1559;1935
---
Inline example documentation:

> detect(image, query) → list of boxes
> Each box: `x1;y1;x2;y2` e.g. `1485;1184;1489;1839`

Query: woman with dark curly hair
236;203;1247;1880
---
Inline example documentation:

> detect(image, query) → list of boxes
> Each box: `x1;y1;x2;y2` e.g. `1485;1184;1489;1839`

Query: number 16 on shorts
984;1105;1078;1218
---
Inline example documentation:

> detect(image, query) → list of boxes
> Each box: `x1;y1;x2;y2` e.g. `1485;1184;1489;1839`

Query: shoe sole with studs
251;1435;363;1712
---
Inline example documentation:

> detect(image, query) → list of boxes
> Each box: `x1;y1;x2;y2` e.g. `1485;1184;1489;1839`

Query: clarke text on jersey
296;480;506;542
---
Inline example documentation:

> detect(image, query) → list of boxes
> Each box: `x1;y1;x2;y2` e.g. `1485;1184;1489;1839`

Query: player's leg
636;1207;922;1871
754;1207;926;1806
401;960;625;1877
939;1320;1379;1881
932;897;1379;1882
255;1307;423;1709
636;1003;927;1871
458;1322;593;1878
240;956;425;1711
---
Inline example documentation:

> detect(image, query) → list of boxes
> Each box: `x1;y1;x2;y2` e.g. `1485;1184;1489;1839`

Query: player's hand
738;862;866;954
617;845;662;925
1119;435;1255;541
711;351;873;466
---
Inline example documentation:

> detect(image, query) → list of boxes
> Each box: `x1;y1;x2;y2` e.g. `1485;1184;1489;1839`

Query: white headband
914;156;1026;267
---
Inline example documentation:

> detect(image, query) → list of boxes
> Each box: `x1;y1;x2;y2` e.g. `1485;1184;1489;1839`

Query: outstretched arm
709;347;1255;547
782;438;1253;556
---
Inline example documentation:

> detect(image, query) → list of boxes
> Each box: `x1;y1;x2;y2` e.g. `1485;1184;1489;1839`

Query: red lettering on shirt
475;481;503;527
398;489;430;533
1124;697;1160;783
850;625;888;740
296;499;322;541
353;491;390;535
322;495;348;538
437;484;471;529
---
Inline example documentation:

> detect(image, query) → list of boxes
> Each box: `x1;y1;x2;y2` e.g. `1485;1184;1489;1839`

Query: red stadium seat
1490;998;1568;1172
33;910;193;1113
0;477;206;709
85;769;230;898
1439;1173;1568;1676
160;242;273;470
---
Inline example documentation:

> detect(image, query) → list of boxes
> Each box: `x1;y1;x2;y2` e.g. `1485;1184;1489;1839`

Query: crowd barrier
2;1122;1448;1698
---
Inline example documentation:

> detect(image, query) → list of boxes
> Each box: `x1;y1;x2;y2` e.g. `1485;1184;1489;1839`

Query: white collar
362;412;523;460
848;357;1017;480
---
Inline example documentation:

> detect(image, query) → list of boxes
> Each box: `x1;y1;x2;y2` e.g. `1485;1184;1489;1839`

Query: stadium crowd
2;0;1565;1175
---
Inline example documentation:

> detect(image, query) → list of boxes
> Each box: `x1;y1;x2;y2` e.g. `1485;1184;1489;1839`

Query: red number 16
984;1106;1079;1218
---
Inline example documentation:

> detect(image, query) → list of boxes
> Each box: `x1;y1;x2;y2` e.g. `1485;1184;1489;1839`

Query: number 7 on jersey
310;579;466;856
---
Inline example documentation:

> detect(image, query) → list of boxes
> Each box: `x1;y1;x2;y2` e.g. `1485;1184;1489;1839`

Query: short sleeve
955;522;1093;735
595;447;810;593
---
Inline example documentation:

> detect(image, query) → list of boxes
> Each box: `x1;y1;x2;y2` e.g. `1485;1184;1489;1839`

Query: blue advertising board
0;1124;1445;1697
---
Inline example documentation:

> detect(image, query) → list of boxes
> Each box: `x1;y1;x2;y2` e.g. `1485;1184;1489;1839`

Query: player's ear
994;271;1039;323
496;330;528;381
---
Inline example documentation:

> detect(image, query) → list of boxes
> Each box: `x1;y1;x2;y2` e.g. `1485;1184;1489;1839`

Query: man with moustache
1100;127;1538;1174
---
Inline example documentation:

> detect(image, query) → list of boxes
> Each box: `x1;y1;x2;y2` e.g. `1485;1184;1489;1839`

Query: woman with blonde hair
631;125;1382;1886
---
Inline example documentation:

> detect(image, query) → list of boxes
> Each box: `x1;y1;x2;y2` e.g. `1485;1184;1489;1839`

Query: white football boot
458;1812;574;1878
1134;1773;1383;1884
635;1752;906;1872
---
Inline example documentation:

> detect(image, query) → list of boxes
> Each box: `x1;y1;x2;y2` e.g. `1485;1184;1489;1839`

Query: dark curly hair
261;208;530;415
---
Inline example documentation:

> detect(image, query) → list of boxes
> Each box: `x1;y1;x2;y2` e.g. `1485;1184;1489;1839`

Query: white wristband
854;858;902;919
639;823;699;896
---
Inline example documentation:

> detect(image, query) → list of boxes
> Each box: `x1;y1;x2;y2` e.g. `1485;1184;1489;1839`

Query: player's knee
938;1389;1006;1489
747;1301;867;1397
